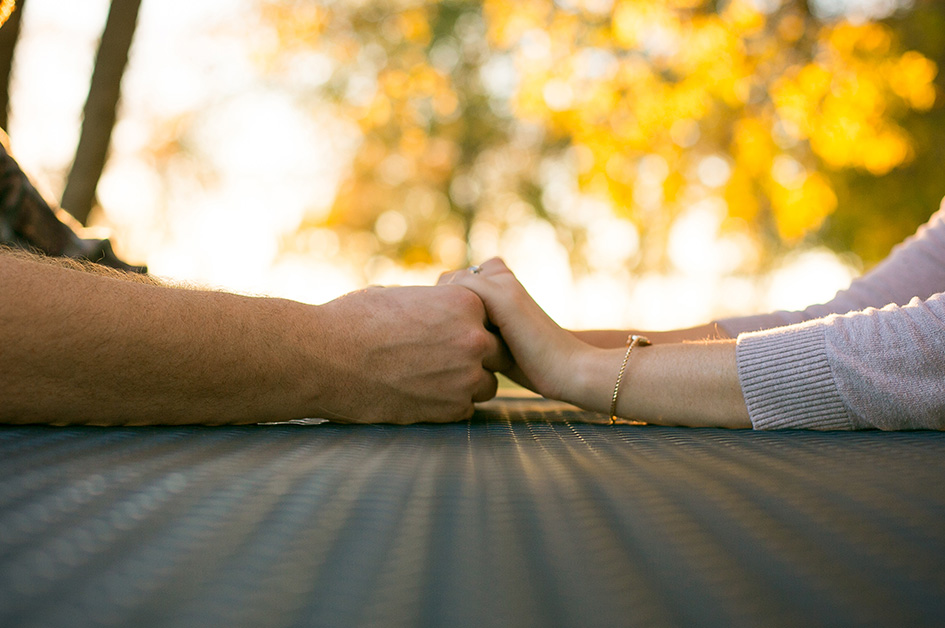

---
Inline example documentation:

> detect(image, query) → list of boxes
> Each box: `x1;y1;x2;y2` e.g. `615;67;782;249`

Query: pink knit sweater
717;199;945;430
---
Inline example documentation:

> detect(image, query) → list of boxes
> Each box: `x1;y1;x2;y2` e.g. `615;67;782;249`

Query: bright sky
7;0;861;329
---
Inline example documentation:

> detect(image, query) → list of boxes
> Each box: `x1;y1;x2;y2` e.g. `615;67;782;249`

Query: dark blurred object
61;0;142;225
0;0;24;132
0;139;145;272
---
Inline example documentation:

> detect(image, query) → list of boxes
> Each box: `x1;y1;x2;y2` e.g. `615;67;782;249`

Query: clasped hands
320;257;601;424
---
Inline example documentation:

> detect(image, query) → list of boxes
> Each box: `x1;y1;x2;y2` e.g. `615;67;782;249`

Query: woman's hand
439;258;597;402
441;258;752;428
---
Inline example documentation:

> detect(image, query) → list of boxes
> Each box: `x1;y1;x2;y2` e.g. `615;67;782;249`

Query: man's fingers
472;370;499;403
482;333;513;372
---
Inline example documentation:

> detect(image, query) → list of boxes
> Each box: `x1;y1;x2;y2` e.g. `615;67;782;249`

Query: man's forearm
0;252;326;425
0;250;505;425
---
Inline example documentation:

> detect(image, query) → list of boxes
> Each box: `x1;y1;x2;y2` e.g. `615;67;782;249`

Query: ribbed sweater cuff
736;322;854;430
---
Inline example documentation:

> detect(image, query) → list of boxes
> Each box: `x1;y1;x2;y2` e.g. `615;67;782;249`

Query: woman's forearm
568;340;751;428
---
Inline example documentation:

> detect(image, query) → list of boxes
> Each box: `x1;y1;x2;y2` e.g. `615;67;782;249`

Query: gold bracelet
609;334;650;425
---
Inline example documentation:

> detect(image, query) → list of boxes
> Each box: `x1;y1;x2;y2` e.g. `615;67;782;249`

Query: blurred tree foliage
824;1;945;263
255;0;942;275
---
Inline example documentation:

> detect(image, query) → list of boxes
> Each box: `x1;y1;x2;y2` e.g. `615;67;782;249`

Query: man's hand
0;251;509;426
312;284;511;423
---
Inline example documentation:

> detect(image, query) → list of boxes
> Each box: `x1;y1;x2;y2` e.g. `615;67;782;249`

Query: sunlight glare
765;249;858;312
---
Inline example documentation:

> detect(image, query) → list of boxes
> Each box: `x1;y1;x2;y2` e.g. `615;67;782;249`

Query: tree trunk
0;0;25;132
61;0;141;225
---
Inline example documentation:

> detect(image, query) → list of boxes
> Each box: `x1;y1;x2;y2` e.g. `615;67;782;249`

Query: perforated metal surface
0;397;943;627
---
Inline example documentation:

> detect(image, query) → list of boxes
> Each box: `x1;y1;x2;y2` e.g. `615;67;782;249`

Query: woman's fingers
436;269;462;285
476;257;509;275
438;258;509;285
441;259;506;303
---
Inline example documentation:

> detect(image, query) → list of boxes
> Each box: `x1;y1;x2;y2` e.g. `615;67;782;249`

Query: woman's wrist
566;345;627;414
565;340;751;428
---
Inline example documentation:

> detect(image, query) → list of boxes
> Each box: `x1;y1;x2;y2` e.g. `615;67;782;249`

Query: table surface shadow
0;396;943;628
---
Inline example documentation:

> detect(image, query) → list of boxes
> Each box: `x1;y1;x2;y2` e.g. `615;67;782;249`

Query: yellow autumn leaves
486;0;937;243
259;0;939;271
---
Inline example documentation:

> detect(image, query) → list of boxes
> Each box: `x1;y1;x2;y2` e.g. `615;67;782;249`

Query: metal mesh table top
1;396;943;628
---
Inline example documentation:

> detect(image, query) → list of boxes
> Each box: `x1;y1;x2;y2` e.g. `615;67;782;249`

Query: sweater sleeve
718;202;945;335
736;292;945;430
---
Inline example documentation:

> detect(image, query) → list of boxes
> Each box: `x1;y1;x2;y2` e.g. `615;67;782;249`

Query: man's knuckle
465;328;492;354
453;285;482;310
